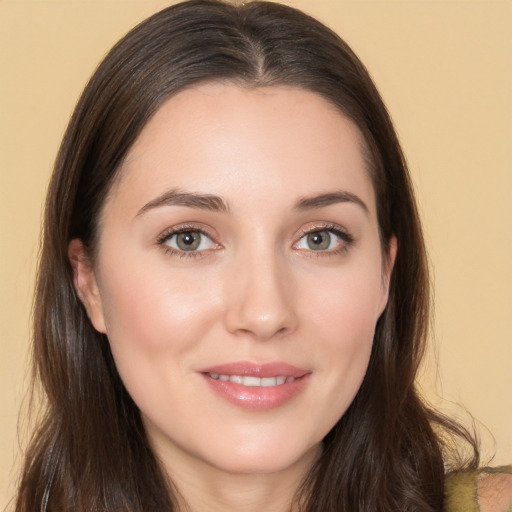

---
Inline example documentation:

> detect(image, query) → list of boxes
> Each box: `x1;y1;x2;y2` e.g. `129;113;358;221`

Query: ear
68;239;107;334
378;235;398;315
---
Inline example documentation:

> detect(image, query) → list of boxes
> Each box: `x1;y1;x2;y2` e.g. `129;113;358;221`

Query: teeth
244;376;261;386
207;374;294;387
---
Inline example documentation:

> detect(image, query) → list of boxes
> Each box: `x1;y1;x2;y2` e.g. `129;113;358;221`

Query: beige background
1;0;510;508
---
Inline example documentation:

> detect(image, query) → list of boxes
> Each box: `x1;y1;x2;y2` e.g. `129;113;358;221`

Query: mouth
205;374;297;387
199;361;311;411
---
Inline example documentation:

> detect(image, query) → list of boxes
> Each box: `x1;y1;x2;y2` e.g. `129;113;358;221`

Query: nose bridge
224;239;297;341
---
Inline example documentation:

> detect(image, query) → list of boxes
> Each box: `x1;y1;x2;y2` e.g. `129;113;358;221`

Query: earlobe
68;239;107;334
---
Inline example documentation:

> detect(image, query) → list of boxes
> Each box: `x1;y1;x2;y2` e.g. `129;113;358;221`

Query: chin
201;439;321;476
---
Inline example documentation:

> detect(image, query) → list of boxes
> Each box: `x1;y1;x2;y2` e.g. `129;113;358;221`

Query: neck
160;445;319;512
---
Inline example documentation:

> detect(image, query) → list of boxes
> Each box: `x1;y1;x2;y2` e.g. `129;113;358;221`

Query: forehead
107;82;375;217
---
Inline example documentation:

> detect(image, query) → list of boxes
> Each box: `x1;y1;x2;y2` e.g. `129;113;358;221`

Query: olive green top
445;466;512;512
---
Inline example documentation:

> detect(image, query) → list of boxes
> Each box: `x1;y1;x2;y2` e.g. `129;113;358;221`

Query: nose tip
226;311;291;341
223;260;298;341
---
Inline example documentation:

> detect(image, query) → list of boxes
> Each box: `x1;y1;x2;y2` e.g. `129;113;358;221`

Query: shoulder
445;466;512;512
477;466;512;512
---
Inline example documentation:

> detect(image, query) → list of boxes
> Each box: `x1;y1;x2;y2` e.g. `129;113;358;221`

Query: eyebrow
137;189;230;216
294;191;369;215
136;188;369;217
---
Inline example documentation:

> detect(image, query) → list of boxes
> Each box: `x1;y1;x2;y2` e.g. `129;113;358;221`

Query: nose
223;250;298;341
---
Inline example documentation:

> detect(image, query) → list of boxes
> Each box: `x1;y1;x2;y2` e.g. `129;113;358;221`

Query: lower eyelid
161;246;207;259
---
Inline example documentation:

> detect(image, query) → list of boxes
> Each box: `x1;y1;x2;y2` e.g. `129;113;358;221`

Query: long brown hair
15;1;478;510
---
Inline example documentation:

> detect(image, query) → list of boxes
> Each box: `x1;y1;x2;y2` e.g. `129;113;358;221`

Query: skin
70;83;396;512
478;473;512;512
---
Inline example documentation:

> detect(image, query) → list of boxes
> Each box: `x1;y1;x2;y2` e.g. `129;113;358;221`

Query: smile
200;362;311;411
206;374;295;386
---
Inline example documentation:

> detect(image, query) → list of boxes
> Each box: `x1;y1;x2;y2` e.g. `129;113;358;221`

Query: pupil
177;231;200;250
307;231;330;250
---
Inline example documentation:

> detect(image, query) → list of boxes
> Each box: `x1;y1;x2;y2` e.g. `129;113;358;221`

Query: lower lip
202;374;311;411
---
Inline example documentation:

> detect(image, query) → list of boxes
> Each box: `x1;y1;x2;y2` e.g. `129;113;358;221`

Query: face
71;83;395;478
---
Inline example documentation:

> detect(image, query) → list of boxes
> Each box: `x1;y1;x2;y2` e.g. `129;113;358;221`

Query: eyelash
156;223;354;259
157;225;217;259
294;223;355;257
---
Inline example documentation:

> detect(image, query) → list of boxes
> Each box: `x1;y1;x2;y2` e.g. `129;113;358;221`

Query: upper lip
199;361;310;379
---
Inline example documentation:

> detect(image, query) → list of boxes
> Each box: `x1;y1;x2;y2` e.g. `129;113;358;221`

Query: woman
13;1;511;511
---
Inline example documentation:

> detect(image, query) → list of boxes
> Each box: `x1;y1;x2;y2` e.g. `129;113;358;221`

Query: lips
207;374;294;386
199;361;311;411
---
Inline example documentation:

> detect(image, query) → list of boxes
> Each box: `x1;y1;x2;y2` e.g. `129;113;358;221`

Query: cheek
100;259;217;347
320;291;376;388
96;256;224;400
306;261;384;347
96;260;225;424
300;266;383;418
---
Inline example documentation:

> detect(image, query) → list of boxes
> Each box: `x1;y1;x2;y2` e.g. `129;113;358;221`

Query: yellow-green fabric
445;466;512;512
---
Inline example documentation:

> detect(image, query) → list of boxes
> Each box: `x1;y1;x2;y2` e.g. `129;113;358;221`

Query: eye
160;229;216;253
294;227;353;253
